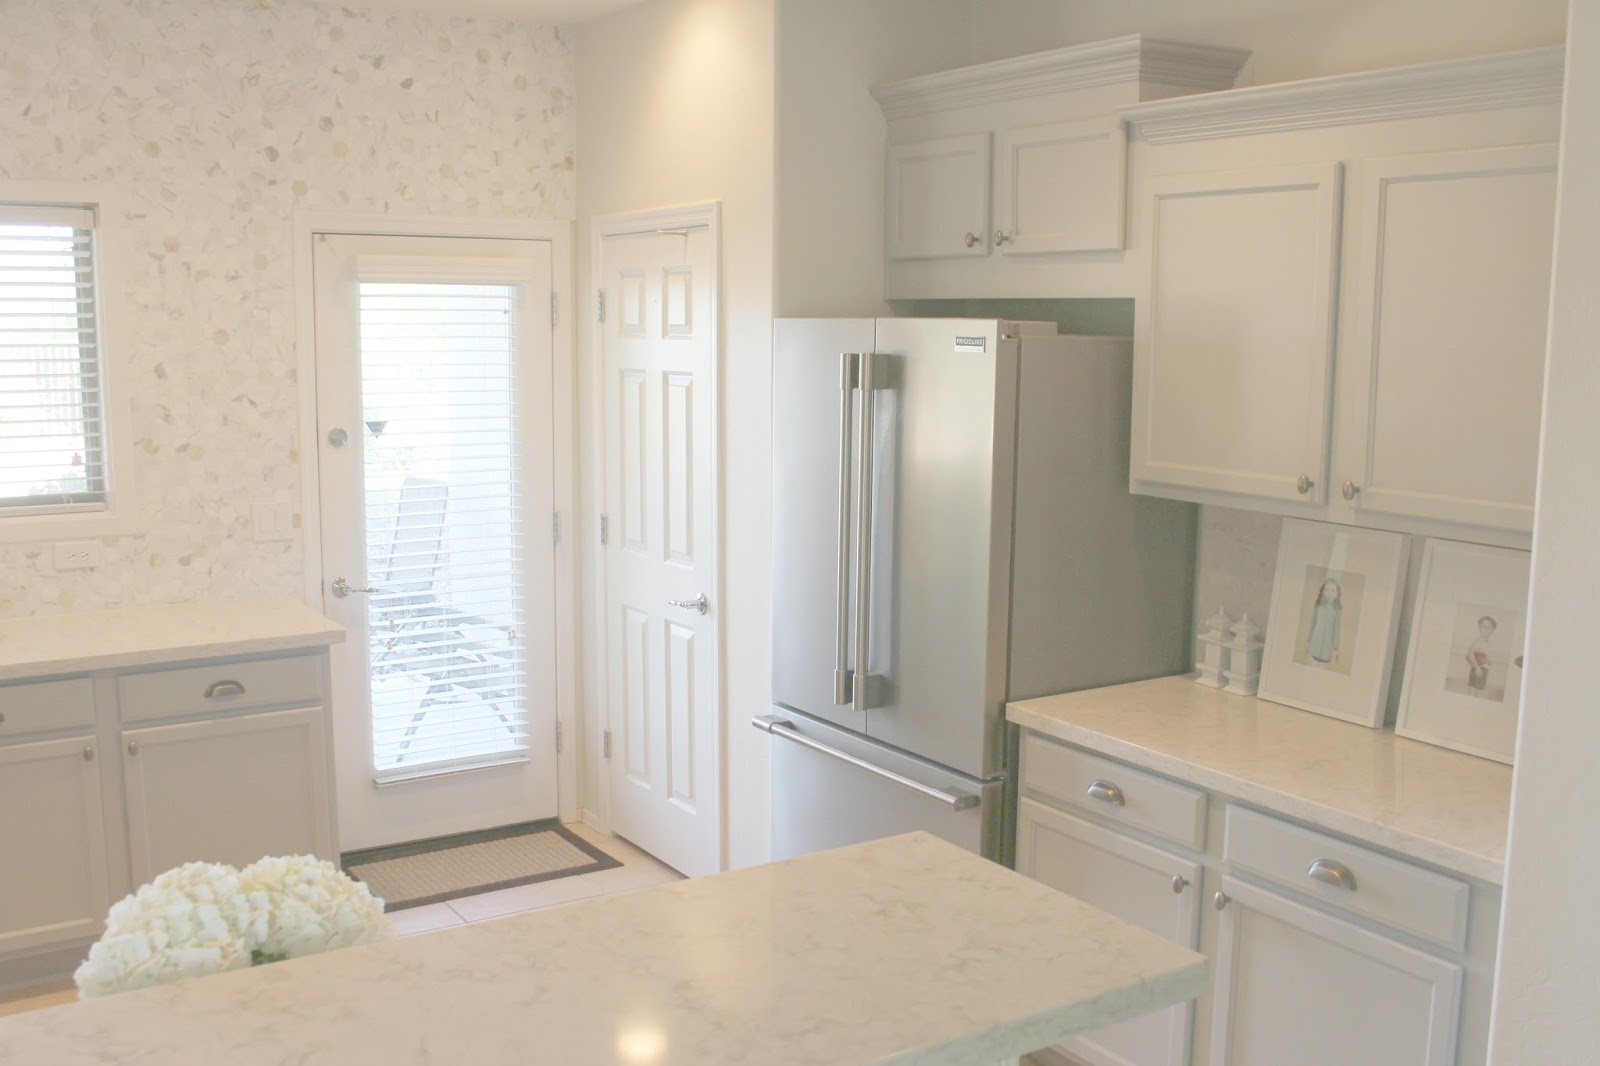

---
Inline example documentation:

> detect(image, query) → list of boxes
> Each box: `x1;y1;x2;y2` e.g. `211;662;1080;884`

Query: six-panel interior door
600;226;719;878
314;233;558;852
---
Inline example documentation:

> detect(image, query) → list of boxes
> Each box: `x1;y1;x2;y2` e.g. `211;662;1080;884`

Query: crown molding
870;36;1252;121
1121;46;1564;144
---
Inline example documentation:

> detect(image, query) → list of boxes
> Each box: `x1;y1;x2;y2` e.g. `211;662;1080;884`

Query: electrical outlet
54;541;100;571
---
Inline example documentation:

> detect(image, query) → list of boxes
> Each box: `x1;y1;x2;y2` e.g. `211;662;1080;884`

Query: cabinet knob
127;741;139;756
83;745;95;762
1342;480;1360;501
1085;779;1125;807
1171;874;1189;894
1214;890;1231;911
994;230;1011;245
1306;858;1357;891
1296;474;1314;495
963;231;980;248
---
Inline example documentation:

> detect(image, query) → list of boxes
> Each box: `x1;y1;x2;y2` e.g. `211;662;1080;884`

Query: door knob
332;576;376;598
668;593;709;615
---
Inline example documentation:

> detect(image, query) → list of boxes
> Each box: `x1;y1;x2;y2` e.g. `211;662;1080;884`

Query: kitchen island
0;832;1205;1065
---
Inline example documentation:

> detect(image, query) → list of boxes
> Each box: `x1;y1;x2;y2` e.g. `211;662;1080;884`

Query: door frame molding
291;210;579;826
586;202;723;869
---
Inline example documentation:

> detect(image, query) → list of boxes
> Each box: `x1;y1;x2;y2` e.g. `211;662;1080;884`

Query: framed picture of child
1258;520;1409;726
1395;540;1531;764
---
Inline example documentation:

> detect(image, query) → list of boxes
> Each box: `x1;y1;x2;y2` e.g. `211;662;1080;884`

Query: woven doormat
343;821;622;911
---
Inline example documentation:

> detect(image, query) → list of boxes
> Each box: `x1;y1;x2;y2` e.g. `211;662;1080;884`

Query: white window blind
0;205;106;515
358;281;530;783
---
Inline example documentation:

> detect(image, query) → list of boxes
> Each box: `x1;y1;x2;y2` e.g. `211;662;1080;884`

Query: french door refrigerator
763;317;1196;864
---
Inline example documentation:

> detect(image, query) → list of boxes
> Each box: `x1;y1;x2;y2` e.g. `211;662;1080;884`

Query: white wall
774;0;973;317
0;0;574;617
1489;2;1600;1059
950;0;1567;85
573;0;776;868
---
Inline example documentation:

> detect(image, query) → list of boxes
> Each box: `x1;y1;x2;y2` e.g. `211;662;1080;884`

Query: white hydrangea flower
238;855;394;960
74;862;256;999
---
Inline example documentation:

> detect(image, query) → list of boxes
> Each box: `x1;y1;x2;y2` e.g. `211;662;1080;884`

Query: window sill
0;506;139;546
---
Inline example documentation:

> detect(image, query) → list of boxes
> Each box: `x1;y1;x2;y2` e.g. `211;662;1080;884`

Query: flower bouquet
74;855;394;999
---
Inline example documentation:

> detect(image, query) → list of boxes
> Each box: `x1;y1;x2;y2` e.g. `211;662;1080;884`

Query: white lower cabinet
1017;730;1493;1066
0;650;335;983
0;735;111;957
123;706;332;882
1018;799;1201;1066
1209;875;1462;1066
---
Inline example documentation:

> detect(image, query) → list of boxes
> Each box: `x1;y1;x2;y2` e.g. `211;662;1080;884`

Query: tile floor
0;823;681;1019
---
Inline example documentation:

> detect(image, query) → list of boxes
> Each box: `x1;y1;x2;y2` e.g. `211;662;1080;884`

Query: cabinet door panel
1018;799;1200;1066
995;116;1126;253
1340;145;1557;532
1132;163;1343;504
123;706;332;881
886;133;991;260
1210;876;1461;1066
0;736;110;955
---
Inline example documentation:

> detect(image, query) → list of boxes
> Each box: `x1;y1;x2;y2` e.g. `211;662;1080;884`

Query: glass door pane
358;282;529;782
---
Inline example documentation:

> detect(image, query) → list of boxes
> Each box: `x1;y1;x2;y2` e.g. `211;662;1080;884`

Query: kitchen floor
0;824;681;1019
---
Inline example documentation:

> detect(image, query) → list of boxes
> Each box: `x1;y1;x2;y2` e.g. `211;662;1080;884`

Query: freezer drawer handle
752;714;980;812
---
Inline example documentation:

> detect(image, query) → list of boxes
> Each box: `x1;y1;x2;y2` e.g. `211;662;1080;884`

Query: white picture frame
1395;540;1531;764
1257;519;1410;726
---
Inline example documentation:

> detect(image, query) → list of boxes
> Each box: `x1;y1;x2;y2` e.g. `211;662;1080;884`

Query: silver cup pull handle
668;594;709;615
1307;858;1357;891
1085;779;1126;806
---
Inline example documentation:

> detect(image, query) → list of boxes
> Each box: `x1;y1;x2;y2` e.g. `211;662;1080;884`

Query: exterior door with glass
314;233;557;852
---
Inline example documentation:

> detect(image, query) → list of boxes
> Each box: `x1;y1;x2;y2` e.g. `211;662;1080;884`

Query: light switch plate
54;541;100;570
252;500;294;543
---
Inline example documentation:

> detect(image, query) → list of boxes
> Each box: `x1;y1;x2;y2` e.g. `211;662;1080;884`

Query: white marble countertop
1008;676;1512;884
0;833;1205;1066
0;596;344;681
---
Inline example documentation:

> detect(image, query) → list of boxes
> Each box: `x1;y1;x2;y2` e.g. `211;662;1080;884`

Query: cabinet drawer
1223;804;1470;951
0;677;95;739
119;654;321;725
1021;733;1206;849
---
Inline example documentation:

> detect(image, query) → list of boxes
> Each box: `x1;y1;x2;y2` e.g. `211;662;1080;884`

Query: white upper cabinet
1132;162;1344;506
885;133;992;259
1124;46;1564;544
873;36;1249;300
994;116;1127;254
1337;145;1558;533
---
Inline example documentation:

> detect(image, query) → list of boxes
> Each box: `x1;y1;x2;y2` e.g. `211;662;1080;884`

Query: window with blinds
0;205;106;515
359;281;530;782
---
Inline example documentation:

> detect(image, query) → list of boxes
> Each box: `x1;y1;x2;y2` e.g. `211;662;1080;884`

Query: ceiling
353;0;647;25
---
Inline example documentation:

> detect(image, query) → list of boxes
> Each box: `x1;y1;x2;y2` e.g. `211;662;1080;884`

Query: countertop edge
1007;701;1506;885
0;630;343;682
897;959;1209;1066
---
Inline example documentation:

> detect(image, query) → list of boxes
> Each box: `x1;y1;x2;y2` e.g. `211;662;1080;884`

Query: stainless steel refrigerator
762;317;1196;864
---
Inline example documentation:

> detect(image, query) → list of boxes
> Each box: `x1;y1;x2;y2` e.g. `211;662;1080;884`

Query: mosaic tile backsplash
0;0;574;616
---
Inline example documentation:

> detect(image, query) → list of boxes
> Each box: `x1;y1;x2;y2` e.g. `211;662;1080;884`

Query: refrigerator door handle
753;715;979;811
851;351;877;714
833;352;859;706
